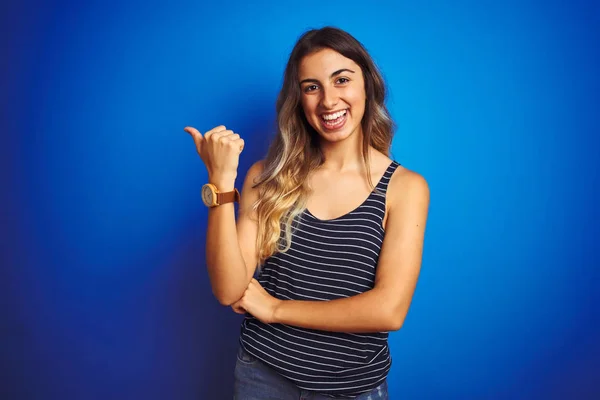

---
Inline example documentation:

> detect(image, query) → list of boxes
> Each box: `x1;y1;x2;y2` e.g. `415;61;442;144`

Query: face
298;48;366;143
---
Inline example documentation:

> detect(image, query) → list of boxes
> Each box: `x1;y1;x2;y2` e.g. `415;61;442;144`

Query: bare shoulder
387;165;430;211
367;148;428;196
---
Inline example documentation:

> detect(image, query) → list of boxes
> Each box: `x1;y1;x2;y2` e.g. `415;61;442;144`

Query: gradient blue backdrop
2;0;599;399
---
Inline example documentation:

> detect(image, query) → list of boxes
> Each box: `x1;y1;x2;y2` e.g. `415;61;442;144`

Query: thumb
184;126;205;150
231;301;246;315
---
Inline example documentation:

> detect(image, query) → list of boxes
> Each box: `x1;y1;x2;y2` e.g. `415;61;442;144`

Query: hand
184;125;245;186
231;279;281;324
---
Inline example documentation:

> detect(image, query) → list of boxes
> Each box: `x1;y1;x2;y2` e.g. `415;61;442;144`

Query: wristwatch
201;183;240;207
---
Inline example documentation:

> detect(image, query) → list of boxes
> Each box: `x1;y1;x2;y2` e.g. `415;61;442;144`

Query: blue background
2;0;599;399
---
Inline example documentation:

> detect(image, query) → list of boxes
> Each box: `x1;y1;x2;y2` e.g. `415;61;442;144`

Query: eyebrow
299;68;356;85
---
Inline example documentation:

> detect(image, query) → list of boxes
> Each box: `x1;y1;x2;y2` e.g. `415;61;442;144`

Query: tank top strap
374;160;401;194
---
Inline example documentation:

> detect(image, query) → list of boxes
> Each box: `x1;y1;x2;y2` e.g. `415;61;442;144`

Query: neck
318;127;367;172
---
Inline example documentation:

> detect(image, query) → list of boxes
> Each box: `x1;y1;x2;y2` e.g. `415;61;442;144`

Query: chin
313;120;361;143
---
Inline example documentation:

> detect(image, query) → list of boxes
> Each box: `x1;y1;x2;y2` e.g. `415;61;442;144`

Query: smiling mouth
320;109;348;130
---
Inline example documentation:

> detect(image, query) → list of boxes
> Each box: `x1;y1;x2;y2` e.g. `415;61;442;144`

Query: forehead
298;48;361;79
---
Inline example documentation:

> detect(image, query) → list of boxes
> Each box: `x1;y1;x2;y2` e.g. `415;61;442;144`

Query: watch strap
216;188;240;205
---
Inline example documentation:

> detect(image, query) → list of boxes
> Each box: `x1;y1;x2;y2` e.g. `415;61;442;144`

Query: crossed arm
231;169;430;333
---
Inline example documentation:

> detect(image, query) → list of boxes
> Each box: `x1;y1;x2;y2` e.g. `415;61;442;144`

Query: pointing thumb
184;126;204;148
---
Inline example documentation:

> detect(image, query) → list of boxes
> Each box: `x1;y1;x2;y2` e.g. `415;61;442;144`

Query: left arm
233;170;430;333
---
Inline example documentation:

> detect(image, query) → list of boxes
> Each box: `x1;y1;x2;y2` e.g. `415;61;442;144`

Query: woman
185;27;429;399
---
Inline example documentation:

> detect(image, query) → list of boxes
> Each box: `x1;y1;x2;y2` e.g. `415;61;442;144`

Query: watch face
202;185;214;206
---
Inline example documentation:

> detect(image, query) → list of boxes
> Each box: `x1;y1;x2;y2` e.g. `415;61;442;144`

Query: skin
184;125;250;306
229;48;430;333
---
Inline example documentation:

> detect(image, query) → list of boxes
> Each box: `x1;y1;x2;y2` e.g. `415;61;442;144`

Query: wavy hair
252;26;395;266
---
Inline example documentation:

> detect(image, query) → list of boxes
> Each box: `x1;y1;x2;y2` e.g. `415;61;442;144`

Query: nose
320;85;339;109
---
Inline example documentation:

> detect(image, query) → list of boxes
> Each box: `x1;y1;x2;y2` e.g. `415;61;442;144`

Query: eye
336;77;350;84
304;84;319;93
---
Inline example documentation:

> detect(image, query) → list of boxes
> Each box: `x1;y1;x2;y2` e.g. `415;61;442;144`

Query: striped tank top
239;160;401;398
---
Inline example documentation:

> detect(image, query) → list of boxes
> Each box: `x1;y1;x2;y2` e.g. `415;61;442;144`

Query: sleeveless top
239;160;401;398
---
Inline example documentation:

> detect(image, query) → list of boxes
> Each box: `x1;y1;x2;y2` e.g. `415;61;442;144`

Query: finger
207;125;226;134
218;130;236;139
228;138;245;153
205;125;227;140
232;306;245;314
231;303;246;314
184;126;202;138
211;130;235;142
184;126;205;150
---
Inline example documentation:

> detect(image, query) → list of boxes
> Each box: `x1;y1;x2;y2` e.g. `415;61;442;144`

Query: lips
319;109;348;131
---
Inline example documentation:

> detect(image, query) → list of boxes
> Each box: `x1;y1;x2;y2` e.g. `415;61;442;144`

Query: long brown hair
253;26;395;266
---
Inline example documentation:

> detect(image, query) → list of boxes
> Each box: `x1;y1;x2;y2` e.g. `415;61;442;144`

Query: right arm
205;160;263;306
184;124;262;306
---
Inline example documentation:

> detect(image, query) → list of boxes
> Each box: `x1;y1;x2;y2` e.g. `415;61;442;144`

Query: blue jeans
233;344;389;400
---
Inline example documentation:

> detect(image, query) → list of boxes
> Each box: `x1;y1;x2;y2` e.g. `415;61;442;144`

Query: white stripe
358;205;386;215
300;219;384;237
294;224;382;247
261;273;352;298
266;324;376;354
262;267;363;295
269;255;374;284
261;280;327;300
287;244;377;272
297;219;383;244
303;215;385;233
265;260;372;290
291;235;378;261
282;324;387;346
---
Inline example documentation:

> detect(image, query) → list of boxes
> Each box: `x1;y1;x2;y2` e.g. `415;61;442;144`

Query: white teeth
322;109;347;120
